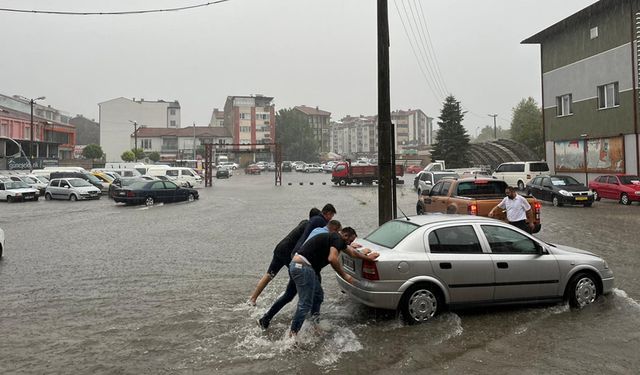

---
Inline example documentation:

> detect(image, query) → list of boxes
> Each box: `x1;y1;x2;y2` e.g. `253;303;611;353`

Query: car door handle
439;262;452;269
497;262;509;269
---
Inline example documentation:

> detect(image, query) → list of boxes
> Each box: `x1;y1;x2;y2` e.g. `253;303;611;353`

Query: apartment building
209;108;225;127
223;95;275;150
331;115;378;157
99;97;181;162
293;105;331;152
391;109;433;148
523;0;640;181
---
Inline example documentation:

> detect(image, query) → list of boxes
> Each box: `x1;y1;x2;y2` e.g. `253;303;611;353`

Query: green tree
473;126;511;143
148;151;161;163
121;150;135;162
511;97;543;158
431;95;470;168
276;108;319;161
132;148;145;161
82;144;104;159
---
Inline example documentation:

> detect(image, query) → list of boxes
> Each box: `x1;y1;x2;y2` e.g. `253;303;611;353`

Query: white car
0;227;4;258
9;175;47;194
304;163;323;173
0;180;39;202
322;162;336;173
294;162;307;172
217;161;239;170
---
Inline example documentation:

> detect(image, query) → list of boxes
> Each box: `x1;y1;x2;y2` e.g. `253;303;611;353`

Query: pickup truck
416;177;542;233
331;161;404;186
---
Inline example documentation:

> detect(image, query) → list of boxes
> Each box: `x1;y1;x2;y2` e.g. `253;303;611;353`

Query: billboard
554;136;625;173
554;140;585;171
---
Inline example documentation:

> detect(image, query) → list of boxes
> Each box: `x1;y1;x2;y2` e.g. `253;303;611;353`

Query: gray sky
1;0;597;134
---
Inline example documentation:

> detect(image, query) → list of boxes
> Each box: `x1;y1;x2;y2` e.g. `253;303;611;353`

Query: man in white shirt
488;186;535;233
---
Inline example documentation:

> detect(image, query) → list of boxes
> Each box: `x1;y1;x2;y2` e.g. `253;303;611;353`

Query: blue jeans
260;270;298;326
289;262;323;333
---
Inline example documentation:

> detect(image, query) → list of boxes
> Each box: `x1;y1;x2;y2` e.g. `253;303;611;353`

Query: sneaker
257;317;269;330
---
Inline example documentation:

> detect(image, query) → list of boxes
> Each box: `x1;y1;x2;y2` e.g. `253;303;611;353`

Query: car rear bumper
335;274;401;311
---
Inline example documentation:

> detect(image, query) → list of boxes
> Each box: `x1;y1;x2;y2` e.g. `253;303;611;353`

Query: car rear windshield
619;176;640;185
456;180;507;196
365;220;420;249
529;162;549;172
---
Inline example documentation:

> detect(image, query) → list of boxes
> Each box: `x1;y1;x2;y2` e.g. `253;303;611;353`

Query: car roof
396;214;500;227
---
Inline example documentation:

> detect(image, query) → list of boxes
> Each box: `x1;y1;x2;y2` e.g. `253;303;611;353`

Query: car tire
416;202;424;215
583;202;593;207
593;191;600;201
188;193;195;202
7;196;13;203
69;194;77;202
45;193;52;201
400;283;443;324
145;196;154;206
552;195;562;207
417;188;422;196
620;193;631;205
517;180;525;191
34;196;39;201
339;179;347;186
566;272;599;308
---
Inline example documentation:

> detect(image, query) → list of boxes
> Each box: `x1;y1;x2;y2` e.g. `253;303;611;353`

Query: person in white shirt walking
488;186;535;233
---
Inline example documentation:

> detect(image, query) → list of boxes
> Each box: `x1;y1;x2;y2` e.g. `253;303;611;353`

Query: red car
245;164;261;175
588;174;640;205
405;165;423;174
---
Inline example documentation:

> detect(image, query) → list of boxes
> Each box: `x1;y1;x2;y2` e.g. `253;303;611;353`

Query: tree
148;151;161;163
275;108;319;161
82;144;104;159
511;97;544;159
132;148;145;161
430;95;470;168
121;150;135;162
473;125;511;143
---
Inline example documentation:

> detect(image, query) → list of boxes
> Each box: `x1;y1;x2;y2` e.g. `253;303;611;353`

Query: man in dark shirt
248;207;321;306
257;203;336;328
289;227;379;336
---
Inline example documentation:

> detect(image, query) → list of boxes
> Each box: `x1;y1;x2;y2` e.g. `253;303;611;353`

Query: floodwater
1;171;639;374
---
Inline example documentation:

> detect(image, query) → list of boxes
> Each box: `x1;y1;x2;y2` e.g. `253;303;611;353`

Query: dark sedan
113;180;198;206
526;175;594;207
109;177;145;198
216;167;230;179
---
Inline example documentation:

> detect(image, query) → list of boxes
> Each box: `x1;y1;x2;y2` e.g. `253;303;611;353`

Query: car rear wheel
552;195;562;207
593;191;600;201
567;272;599;308
69;194;77;202
45;193;52;201
145;196;154;206
400;283;442;324
188;193;195;202
620;193;631;205
416;202;424;215
7;196;13;203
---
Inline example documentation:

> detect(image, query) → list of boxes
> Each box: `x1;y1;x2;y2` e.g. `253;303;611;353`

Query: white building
99;97;181;162
133;126;232;162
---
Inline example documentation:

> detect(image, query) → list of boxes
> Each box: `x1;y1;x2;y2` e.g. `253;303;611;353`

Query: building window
590;26;599;40
556;94;573;116
240;113;251;120
240;126;251;132
141;139;152;149
598;82;619;109
170;109;176;115
170;120;176;127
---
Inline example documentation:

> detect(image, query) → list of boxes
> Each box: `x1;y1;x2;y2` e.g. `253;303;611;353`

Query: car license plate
119;192;126;196
342;256;355;272
575;196;587;201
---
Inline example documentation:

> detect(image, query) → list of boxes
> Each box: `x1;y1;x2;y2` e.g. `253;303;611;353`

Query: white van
492;161;550;190
147;167;203;188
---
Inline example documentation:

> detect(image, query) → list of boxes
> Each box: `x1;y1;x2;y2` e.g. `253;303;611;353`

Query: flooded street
1;172;640;374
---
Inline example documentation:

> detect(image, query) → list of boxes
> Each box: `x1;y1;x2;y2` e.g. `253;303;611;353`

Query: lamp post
193;122;196;160
488;114;498;139
129;120;138;162
29;96;46;168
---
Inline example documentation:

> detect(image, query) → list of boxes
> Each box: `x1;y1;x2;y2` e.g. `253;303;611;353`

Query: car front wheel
188;193;195;202
552;195;562;207
567;272;599;308
593;190;600;201
145;197;154;206
620;193;631;205
69;194;77;202
45;193;52;201
400;283;442;324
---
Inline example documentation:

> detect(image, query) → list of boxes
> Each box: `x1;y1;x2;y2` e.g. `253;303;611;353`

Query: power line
0;0;230;16
413;0;449;95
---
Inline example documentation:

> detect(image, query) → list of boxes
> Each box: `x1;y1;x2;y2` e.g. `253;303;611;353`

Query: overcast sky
1;0;597;134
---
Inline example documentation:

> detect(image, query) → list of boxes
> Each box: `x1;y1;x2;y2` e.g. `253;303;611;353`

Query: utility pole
377;0;393;225
130;120;138;162
28;96;45;169
488;114;498;139
193;122;197;160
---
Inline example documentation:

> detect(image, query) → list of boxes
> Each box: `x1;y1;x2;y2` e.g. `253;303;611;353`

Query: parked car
336;215;614;324
112;180;198;206
267;162;276;171
527;175;594;207
322;161;336;173
0;227;4;258
0;180;39;202
109;177;145;198
282;161;293;172
589;174;640;205
416;171;460;195
217;161;239;170
216;166;231;179
492;161;550;191
49;171;104;190
8;175;47;194
303;163;323;173
294;162;307;172
405;165;423;174
255;161;268;171
45;178;101;201
245;164;261;175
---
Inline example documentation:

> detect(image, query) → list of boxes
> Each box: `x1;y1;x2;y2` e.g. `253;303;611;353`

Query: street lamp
28;96;45;168
129;120;140;162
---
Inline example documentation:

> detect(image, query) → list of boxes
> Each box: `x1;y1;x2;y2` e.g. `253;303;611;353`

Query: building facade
391;109;433;149
293;105;332;152
223;95;275;150
523;0;640;182
133;126;232;162
69;115;100;146
331;115;378;157
209;108;225;127
99;97;181;162
0;94;76;169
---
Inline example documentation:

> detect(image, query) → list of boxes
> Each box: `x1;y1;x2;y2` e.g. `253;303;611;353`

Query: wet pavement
1;171;639;374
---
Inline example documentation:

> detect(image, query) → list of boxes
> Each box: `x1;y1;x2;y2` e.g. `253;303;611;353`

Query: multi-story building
293;105;331;152
69;115;100;146
523;0;640;181
0;94;76;169
223;95;275;151
391;109;433;149
133;126;232;162
331;115;378;157
209;108;225;127
99;97;181;162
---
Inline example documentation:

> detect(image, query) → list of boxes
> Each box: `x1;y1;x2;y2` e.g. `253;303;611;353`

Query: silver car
337;215;614;324
45;178;101;201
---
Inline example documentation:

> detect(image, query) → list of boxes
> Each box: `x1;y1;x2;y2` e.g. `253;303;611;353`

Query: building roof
294;105;331;116
0;105;75;129
134;126;232;138
98;97;181;107
522;0;612;44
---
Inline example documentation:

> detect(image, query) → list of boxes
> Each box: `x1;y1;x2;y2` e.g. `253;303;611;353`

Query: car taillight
533;201;541;220
467;203;478;215
127;191;135;197
362;260;379;280
526;174;531;180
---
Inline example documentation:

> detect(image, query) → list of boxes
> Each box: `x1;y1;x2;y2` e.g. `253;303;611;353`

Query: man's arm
328;247;353;284
343;245;379;261
488;198;506;218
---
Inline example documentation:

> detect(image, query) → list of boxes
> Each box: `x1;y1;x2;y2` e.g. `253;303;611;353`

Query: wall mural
554;136;625;173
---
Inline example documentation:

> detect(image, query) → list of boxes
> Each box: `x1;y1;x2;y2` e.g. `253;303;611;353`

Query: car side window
164;181;178;189
607;176;617;184
428;225;483;254
495;165;504;173
0;183;4;190
60;181;69;187
420;173;429;181
437;181;452;196
596;176;605;183
541;177;551;187
151;182;165;189
166;170;179;177
50;180;59;187
481;225;538;254
430;182;443;196
514;164;525;172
